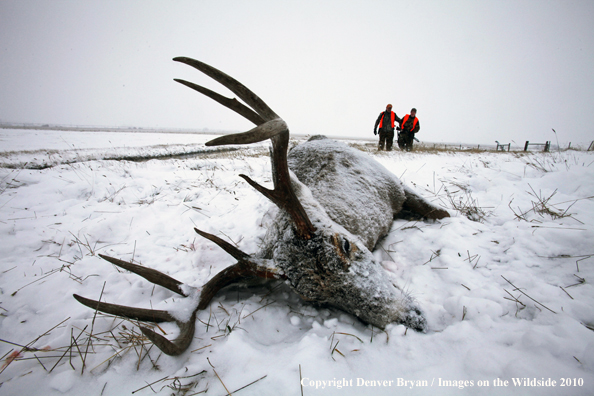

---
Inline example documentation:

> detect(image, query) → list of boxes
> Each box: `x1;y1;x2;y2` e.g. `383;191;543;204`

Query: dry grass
446;189;491;223
348;141;517;154
508;184;590;224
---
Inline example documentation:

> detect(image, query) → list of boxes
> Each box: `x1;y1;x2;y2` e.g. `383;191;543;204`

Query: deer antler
74;240;285;355
173;57;315;239
73;254;195;355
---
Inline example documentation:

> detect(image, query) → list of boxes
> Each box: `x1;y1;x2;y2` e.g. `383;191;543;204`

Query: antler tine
173;78;265;126
173;56;278;122
194;228;250;262
204;118;289;146
73;294;175;323
98;254;187;297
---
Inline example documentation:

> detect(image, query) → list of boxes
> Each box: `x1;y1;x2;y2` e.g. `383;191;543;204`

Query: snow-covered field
1;128;593;395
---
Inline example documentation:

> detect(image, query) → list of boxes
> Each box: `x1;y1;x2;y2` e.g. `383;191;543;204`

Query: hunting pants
378;128;394;151
401;131;414;152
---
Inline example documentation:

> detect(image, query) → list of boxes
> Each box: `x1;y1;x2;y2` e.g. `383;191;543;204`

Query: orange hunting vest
378;111;396;129
401;114;418;132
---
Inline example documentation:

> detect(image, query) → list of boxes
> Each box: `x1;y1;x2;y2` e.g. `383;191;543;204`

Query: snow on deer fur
258;135;449;331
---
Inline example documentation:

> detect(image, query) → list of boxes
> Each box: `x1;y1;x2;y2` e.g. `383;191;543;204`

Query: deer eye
342;239;351;255
331;234;355;262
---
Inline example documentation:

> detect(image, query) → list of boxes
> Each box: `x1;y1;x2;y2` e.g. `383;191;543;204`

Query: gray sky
1;0;593;145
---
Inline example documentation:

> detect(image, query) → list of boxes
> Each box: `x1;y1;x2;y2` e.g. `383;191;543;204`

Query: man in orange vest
398;108;420;152
373;104;401;151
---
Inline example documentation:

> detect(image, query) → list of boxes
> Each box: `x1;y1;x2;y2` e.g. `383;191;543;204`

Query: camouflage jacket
400;115;420;134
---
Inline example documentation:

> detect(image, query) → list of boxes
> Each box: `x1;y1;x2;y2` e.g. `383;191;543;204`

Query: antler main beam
173;78;265;126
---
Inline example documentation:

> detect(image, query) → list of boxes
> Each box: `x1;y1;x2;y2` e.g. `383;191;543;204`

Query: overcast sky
1;0;593;145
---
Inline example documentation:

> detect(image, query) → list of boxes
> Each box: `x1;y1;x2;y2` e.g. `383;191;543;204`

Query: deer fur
258;135;447;331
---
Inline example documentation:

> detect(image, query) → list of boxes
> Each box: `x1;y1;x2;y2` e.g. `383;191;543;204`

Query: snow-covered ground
1;129;593;395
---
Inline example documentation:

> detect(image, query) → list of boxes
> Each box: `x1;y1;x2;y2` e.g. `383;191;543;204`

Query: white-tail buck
74;57;450;355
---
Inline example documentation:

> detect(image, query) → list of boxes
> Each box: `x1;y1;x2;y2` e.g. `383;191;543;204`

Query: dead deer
74;57;450;355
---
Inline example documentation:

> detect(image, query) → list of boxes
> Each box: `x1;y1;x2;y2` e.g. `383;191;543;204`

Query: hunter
374;104;401;151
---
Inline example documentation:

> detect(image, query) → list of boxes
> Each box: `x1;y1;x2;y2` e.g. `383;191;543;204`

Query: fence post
507;143;511;152
524;141;529;151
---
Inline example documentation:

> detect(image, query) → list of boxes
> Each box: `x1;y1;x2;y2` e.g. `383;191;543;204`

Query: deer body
258;135;436;330
74;58;449;355
289;136;408;249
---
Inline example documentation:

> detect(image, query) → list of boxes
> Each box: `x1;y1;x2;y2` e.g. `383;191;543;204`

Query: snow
1;129;593;395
